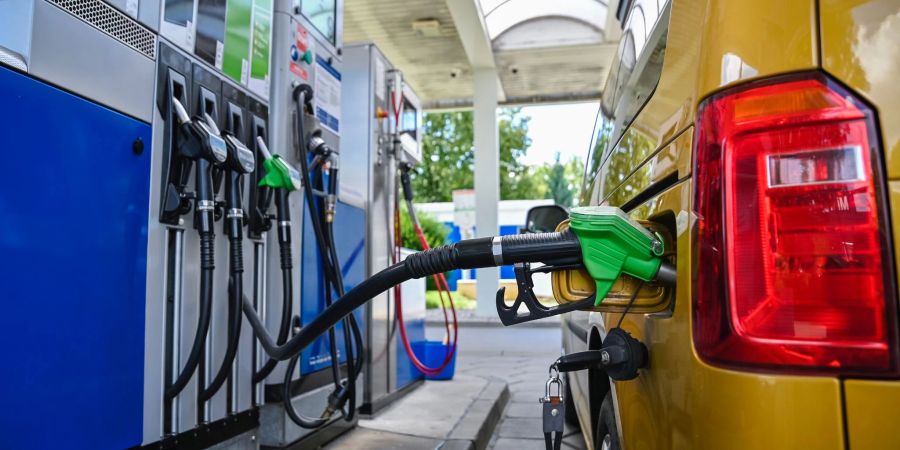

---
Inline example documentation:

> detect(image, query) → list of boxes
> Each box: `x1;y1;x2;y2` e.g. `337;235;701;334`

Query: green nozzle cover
259;155;302;191
568;206;664;306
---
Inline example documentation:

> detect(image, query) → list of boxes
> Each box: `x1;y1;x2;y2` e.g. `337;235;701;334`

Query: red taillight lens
693;73;899;375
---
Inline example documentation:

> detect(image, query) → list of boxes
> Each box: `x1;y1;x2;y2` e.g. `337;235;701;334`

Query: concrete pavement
324;321;587;450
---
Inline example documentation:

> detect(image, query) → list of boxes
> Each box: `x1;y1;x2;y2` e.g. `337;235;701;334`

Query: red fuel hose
394;196;458;376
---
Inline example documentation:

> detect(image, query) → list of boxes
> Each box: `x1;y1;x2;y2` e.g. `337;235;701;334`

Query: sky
517;102;599;167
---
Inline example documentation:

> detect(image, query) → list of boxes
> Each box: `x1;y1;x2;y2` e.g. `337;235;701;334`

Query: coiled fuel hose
395;163;458;376
280;86;364;428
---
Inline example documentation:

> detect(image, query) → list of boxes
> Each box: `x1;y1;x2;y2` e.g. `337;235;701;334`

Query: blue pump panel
0;66;149;449
300;201;366;374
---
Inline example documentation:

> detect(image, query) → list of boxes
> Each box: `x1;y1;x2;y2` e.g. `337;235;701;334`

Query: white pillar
473;68;499;317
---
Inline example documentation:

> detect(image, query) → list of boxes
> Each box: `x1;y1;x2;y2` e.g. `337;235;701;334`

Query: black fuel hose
167;234;215;400
243;230;583;361
288;87;362;425
253;189;295;384
167;155;218;401
200;163;248;403
311;166;343;393
317;164;364;421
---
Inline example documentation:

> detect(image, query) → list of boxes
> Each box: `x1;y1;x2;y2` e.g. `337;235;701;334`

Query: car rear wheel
594;392;620;450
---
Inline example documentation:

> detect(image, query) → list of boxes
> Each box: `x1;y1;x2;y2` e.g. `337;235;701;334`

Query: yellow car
560;0;900;449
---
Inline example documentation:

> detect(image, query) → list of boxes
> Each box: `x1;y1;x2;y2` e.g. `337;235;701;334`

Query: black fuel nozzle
307;135;339;223
221;132;256;240
553;328;647;381
171;98;227;234
399;162;414;203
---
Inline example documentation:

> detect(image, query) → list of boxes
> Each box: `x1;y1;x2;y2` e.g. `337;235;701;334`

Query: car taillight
693;72;899;376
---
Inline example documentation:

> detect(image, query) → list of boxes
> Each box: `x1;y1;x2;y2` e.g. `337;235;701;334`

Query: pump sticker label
290;62;309;81
374;57;386;101
314;55;341;135
296;24;309;52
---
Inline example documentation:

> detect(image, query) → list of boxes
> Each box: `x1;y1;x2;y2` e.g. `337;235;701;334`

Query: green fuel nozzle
494;206;674;325
568;206;669;306
255;137;302;192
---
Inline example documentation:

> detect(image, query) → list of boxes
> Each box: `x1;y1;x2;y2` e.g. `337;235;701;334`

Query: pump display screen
400;98;418;141
164;0;193;26
301;0;337;45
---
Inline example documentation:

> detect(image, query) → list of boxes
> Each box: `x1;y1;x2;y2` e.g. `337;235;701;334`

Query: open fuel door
552;219;674;315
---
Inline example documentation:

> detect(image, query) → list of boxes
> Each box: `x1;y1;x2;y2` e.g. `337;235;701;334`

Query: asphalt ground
450;325;587;450
325;322;587;450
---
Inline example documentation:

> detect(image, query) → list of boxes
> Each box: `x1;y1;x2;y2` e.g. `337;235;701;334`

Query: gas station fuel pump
0;1;677;449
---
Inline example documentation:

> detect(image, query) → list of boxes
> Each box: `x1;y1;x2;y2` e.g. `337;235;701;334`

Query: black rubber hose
317;168;364;393
243;232;586;361
199;238;244;402
243;261;410;361
313;170;344;391
284;351;328;428
284;90;357;425
253;188;294;384
166;233;215;400
252;237;293;383
499;230;582;266
326;219;364;414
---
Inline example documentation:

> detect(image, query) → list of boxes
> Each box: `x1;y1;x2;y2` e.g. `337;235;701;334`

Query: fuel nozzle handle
308;135;339;222
399;162;414;203
171;97;228;234
222;133;256;240
172;98;228;165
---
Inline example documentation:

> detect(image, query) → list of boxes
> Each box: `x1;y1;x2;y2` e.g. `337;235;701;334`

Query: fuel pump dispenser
1;2;678;449
253;1;368;447
342;42;431;415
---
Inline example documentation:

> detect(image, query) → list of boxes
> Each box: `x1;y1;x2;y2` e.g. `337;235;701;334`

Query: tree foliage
412;108;585;207
411;108;541;202
398;204;449;250
533;153;584;208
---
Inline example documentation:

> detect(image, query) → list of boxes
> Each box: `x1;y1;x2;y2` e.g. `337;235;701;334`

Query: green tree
545;153;572;207
398;205;449;250
538;153;584;207
411;108;542;202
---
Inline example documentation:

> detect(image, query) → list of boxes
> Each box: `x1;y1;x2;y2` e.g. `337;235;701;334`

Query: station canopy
343;0;623;109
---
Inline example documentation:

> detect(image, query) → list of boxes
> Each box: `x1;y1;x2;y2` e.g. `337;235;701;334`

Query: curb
442;380;510;450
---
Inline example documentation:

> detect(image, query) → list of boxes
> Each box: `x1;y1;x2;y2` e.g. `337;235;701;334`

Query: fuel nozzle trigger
496;262;596;326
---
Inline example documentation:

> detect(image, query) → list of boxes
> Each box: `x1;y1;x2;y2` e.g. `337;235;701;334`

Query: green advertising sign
222;0;252;83
250;0;272;81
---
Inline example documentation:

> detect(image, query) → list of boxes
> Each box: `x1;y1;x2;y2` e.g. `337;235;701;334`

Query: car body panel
608;179;844;450
819;0;900;178
844;379;900;450
562;0;900;449
820;2;900;448
696;0;818;98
